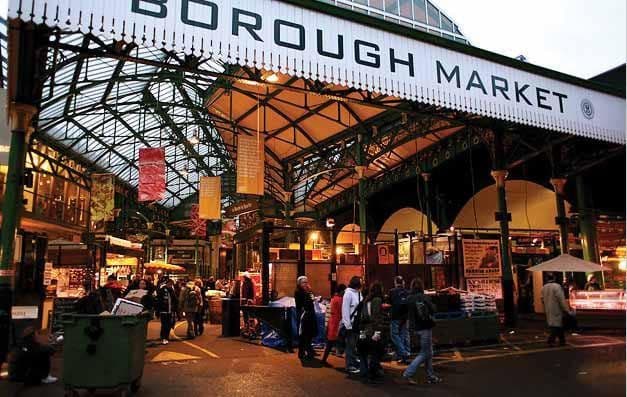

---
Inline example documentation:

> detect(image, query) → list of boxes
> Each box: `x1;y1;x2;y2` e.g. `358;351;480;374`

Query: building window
399;0;413;18
441;14;454;33
369;0;384;10
426;0;440;28
413;0;427;24
385;0;399;16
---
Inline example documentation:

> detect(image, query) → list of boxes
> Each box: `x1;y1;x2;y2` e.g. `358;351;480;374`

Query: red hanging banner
138;148;166;202
190;204;207;238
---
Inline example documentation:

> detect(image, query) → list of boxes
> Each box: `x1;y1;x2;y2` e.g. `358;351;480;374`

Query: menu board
462;239;502;278
51;298;78;333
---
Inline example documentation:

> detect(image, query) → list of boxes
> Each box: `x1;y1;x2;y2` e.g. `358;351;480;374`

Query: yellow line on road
172;321;221;359
446;341;625;364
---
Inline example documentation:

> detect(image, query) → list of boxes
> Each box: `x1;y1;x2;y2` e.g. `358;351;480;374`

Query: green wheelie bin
61;313;149;397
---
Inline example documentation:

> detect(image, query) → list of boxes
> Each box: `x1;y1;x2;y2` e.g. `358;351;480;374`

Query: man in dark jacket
402;278;442;385
294;276;318;361
156;278;178;345
388;276;410;363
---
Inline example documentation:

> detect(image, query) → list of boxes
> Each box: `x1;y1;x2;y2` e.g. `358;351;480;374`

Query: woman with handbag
357;281;386;384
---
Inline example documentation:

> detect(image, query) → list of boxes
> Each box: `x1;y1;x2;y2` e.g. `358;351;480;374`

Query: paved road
1;322;624;397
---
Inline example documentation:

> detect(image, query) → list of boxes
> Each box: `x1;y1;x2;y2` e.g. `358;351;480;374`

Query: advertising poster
138;147;166;202
236;135;265;196
377;245;393;265
90;173;115;224
466;278;503;299
199;176;221;220
462;239;502;278
398;240;410;264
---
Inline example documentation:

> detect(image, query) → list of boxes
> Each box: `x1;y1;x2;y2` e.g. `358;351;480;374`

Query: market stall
527;255;626;327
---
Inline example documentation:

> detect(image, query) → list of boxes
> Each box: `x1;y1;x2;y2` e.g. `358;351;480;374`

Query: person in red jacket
322;284;347;365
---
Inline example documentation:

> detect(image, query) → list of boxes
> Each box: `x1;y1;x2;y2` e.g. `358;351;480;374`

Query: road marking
151;351;202;363
437;341;625;364
500;335;522;351
172;321;221;359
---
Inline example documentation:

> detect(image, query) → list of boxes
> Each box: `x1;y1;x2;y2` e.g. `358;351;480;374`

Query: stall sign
11;306;39;319
224;200;259;218
90;174;115;224
462;239;502;278
466;278;503;299
138;147;166;202
199;176;221;220
43;262;53;286
236;135;265;196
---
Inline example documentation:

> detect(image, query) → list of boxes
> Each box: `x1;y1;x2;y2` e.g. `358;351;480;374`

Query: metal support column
491;130;516;327
576;175;599;263
261;223;271;305
298;229;306;277
0;103;36;362
421;173;434;240
550;178;570;255
355;133;367;246
330;229;337;294
394;229;400;277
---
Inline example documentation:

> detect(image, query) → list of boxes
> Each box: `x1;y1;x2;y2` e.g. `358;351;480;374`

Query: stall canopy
526;254;604;273
143;262;185;272
5;0;626;215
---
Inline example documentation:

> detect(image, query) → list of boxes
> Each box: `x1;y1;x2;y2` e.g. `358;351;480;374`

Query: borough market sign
9;0;625;143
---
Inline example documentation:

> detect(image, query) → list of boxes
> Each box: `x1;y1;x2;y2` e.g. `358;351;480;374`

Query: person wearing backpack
179;280;202;339
341;276;363;374
402;278;442;385
389;275;410;364
357;281;386;384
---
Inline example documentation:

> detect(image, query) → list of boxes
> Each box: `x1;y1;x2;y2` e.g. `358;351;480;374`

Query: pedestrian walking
341;276;363;374
542;272;572;346
389;275;410;363
294;276;318;361
156;278;178;345
179;280;202;339
322;284;346;364
357;281;386;384
402;278;442;385
194;279;206;336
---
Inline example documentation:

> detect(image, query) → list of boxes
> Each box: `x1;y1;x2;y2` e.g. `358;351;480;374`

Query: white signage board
12;306;39;319
8;0;625;143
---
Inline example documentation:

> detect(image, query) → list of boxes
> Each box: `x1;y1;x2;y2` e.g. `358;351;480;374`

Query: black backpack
414;295;434;325
350;300;364;333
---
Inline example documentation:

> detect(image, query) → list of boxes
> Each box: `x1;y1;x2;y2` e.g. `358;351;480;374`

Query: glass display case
569;289;626;311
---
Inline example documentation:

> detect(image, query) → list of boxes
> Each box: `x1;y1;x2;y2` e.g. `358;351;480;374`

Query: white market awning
9;0;625;144
526;254;604;273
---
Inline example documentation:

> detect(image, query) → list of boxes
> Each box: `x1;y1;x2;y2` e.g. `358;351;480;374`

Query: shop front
0;0;624;356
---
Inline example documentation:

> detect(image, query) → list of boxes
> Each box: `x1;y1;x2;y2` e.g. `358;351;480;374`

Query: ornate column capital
420;172;431;182
491;170;509;188
550;178;568;195
9;103;37;132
